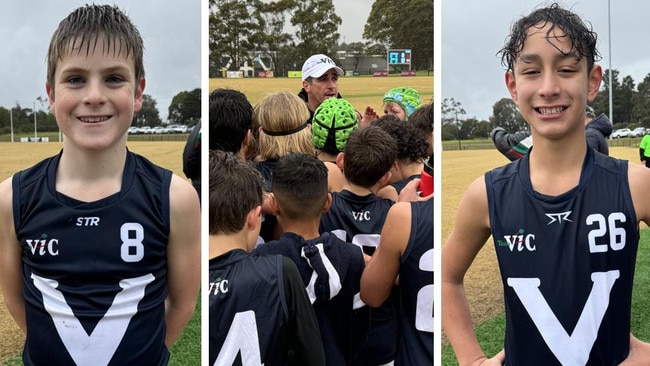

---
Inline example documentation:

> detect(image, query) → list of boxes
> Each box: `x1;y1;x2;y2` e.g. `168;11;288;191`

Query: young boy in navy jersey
0;5;200;365
442;3;650;365
208;150;324;366
319;125;398;366
253;153;369;366
361;182;434;365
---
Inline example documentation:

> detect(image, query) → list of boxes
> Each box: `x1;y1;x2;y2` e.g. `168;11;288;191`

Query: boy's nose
83;81;107;105
538;72;560;97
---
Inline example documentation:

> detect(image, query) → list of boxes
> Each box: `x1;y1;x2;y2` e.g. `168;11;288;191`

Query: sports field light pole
608;0;613;124
33;100;38;140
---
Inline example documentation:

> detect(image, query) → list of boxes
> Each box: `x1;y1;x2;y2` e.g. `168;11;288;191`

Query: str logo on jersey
546;211;573;225
25;234;59;256
496;228;536;252
209;277;229;295
76;217;100;226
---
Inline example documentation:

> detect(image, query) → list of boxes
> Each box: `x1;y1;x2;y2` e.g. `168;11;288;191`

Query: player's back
396;199;434;365
253;232;369;366
209;249;304;365
319;189;397;365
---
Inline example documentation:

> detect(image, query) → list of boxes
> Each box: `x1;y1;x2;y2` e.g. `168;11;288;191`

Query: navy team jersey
486;147;638;365
318;190;396;365
396;199;433;366
209;249;324;366
14;151;172;366
253;232;369;366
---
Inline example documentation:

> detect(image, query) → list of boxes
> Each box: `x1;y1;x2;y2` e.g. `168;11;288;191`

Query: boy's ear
46;83;56;115
336;152;345;171
246;206;263;230
505;71;519;105
587;64;603;102
133;78;146;113
322;193;332;213
270;194;281;216
377;170;392;189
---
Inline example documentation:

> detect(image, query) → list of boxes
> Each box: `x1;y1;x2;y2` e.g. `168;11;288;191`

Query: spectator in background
491;105;611;161
640;133;650;168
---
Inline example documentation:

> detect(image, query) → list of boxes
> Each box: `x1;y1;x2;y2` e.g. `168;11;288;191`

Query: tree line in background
0;88;200;136
209;0;433;77
442;69;650;141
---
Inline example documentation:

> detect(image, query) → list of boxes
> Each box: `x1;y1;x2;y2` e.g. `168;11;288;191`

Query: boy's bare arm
442;177;495;366
360;202;411;307
0;177;26;334
164;174;201;347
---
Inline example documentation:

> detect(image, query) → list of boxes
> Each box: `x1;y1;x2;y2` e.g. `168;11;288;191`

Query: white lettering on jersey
214;311;262;366
301;243;342;304
76;217;100;226
507;270;619;365
31;273;155;366
587;213;626;253
416;248;434;332
503;234;536;252
25;238;59;256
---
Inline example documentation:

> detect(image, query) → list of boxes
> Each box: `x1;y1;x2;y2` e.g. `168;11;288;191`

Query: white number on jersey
214;311;263;366
586;213;626;253
331;229;380;251
121;223;145;262
31;273;155;366
507;270;619;365
416;248;434;332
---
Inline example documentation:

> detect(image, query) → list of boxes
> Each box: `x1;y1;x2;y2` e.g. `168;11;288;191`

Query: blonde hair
254;91;315;159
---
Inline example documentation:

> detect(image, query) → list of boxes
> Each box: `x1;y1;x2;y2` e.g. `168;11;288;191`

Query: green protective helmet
312;98;359;154
383;87;421;120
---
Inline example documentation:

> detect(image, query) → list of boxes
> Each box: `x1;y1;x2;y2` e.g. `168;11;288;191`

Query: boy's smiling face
46;37;145;151
505;23;602;140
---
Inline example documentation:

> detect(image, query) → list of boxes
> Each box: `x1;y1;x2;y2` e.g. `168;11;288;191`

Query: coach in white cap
298;54;344;122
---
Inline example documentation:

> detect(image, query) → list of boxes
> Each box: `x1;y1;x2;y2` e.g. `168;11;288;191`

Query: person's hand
468;349;505;366
619;333;650;365
398;178;433;202
360;106;379;127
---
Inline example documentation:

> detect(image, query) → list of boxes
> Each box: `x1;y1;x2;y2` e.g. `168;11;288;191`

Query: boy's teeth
539;107;563;114
80;116;108;123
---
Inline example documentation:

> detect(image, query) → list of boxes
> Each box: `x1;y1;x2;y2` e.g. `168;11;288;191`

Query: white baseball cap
301;54;344;81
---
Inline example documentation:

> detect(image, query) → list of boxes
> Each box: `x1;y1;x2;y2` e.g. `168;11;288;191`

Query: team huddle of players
208;57;433;365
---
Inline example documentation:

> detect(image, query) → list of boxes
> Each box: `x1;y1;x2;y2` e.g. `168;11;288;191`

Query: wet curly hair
498;3;601;73
374;115;428;164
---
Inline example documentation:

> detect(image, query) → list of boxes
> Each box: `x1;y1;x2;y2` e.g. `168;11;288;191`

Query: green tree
289;0;341;62
473;120;492;139
168;88;201;127
209;0;258;73
489;98;527;133
633;73;650;127
345;42;366;72
249;0;294;75
363;0;433;71
619;75;636;125
442;98;466;146
133;95;162;127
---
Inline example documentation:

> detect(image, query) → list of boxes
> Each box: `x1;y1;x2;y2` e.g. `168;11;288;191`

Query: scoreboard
388;49;412;65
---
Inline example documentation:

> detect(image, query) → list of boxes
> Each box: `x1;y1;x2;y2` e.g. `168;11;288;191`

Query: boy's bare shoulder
627;161;650;223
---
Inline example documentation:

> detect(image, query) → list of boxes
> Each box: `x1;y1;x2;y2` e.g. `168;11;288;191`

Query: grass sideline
441;206;650;365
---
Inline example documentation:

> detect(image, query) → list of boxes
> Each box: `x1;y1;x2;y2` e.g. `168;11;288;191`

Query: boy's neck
277;219;321;241
209;232;251;259
528;132;588;196
342;181;381;196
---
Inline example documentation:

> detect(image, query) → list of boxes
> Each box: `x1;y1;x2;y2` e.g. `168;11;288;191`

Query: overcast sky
442;1;650;122
0;0;200;121
332;0;374;44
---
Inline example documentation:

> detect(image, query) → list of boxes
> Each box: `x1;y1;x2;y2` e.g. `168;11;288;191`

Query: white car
631;127;647;138
611;128;632;139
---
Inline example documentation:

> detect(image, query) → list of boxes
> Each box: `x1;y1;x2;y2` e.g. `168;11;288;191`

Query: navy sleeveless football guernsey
319;190;397;365
14;151;172;366
486;147;637;365
210;250;297;365
253;232;368;366
396;199;433;366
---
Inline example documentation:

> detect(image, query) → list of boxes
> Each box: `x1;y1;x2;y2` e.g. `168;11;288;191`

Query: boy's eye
521;69;539;76
66;76;84;84
106;75;125;83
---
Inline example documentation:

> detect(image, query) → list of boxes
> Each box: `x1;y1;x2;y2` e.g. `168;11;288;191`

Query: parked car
631;127;647;138
140;126;153;134
127;126;140;134
168;124;188;134
151;126;167;134
611;128;632;139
